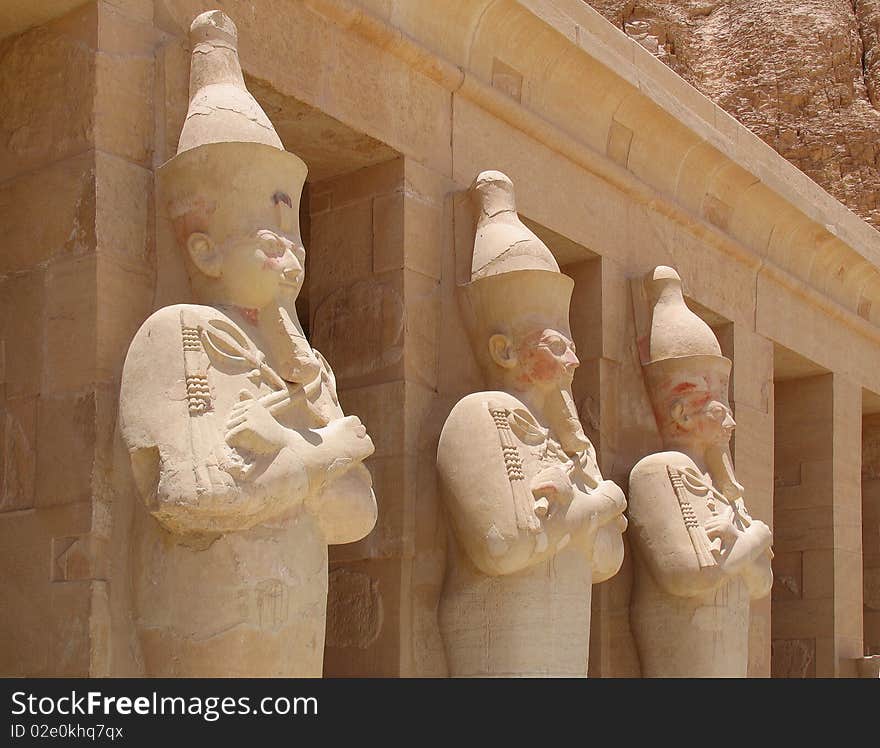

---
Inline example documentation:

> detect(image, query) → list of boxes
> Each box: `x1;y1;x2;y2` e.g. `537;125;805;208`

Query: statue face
220;227;305;308
514;327;579;391
669;389;735;447
186;223;306;310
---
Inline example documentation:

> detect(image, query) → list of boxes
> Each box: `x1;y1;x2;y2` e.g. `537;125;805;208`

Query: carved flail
667;465;718;568
488;402;541;533
676;466;774;560
181;318;212;414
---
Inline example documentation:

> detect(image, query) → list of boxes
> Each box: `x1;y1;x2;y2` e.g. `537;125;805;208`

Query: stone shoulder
630;450;699;480
130;303;222;342
445;390;527;424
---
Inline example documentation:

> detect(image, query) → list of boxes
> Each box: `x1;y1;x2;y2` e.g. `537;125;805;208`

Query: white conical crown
645;266;724;363
461;171;573;370
470;170;560;280
176;10;283;154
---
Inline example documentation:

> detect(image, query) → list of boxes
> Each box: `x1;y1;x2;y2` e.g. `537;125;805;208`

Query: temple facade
1;0;878;678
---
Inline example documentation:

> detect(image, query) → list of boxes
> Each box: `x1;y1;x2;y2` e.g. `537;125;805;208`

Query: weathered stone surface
325;568;383;648
0;6;95;179
771;637;817;677
436;171;626;677
628;266;773;677
115;9;377;677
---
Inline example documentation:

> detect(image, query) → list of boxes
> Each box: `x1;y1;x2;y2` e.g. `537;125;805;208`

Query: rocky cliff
588;1;880;229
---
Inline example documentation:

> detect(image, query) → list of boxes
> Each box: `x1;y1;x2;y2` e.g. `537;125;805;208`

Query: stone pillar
728;327;775;677
831;376;864;675
773;373;863;677
568;256;641;677
316;158;448;676
863;413;880;656
0;0;155;676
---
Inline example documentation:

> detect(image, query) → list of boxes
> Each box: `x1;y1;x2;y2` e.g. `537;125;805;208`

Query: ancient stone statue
436;170;627;677
628;266;773;677
118;10;377;676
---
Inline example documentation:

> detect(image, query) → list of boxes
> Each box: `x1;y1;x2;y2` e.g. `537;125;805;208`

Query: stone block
802;549;835;600
403;269;439;390
94;50;153;165
35;392;95;508
772;551;803;601
0;269;45;399
323;556;403;677
373;192;445;281
156;37;189;163
95;255;154;385
42;255;97;395
772;599;834;639
325;567;383;649
0;153;95;275
95;152;153;264
0;13;95;179
774;506;835;551
372;192;404;274
0;396;37;512
311;275;405;389
0;500;92;675
333;453;417;563
310;158;404;212
771;637;816;678
733;328;773;413
308;198;374;312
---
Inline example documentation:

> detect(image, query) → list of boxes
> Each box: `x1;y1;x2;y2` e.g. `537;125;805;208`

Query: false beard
544;386;591;456
704;442;744;501
260;305;322;385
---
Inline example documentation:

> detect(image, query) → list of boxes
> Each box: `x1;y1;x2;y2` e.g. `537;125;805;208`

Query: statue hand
744;518;773;549
321;415;375;466
530;465;574;509
704;508;740;546
593;479;627;517
225;390;289;454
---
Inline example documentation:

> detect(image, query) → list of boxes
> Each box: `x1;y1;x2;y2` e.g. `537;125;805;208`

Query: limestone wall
0;0;155;675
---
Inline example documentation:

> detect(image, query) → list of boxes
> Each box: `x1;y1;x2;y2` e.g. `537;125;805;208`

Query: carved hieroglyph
628;266;773;677
118;10;377;676
436;171;627;677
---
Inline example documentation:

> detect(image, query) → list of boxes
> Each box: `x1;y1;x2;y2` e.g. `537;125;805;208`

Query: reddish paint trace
236;306;259;325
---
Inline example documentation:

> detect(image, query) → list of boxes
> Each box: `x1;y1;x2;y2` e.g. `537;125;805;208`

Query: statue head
158;10;308;312
461;170;588;454
642;266;734;452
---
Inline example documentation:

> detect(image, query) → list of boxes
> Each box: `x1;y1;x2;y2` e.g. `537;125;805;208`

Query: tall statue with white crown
628;266;773;677
436;170;627;677
117;10;377;677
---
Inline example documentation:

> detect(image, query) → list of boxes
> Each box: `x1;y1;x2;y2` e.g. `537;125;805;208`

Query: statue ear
670;400;690;428
488;333;517;369
186;232;222;278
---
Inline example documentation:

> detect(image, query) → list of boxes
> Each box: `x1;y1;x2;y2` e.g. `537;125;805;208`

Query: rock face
587;0;880;229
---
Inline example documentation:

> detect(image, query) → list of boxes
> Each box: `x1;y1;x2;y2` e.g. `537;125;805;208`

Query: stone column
316;158;449;676
0;0;155;676
568;256;641;677
727;327;775;677
863;413;880;656
773;373;863;677
831;376;864;675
